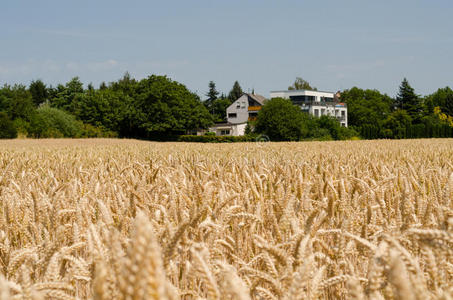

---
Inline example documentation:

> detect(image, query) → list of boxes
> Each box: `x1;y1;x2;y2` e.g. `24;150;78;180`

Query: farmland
0;139;452;299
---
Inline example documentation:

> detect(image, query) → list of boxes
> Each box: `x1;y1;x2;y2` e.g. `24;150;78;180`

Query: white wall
226;94;250;124
270;90;348;127
270;90;335;102
208;123;247;136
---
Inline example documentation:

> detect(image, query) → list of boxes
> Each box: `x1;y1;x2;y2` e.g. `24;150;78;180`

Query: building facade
226;93;267;124
270;90;348;127
207;122;247;136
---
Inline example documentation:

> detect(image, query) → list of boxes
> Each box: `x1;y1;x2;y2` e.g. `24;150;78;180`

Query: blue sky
1;0;452;98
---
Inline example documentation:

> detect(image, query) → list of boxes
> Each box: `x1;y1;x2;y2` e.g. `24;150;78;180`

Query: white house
226;93;267;124
207;93;267;136
270;89;348;127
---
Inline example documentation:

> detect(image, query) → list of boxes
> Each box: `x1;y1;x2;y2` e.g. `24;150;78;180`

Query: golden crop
0;138;451;299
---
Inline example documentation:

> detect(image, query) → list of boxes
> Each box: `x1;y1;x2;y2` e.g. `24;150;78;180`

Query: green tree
110;72;137;96
341;87;393;127
29;79;48;106
424;87;453;116
288;77;317;91
382;109;412;139
133;75;213;138
204;81;219;114
0;112;17;139
395;78;422;121
228;81;243;101
211;97;232;122
255;98;308;141
0;84;35;121
73;89;130;133
51;77;84;112
315;115;358;140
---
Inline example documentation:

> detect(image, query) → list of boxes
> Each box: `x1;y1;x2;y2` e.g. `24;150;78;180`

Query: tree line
0;74;452;141
342;78;453;140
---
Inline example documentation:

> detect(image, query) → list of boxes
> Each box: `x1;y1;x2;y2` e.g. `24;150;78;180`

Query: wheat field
0;138;451;300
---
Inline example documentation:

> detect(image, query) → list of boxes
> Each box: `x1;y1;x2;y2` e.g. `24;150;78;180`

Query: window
321;108;325;115
220;130;230;135
314;109;319;117
341;110;346;117
321;97;334;102
249;112;258;119
236;102;241;108
289;95;315;105
228;113;237;118
241;101;246;108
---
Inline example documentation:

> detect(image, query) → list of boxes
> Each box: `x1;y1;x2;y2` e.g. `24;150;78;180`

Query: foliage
288;77;317;91
341;87;393;127
133;75;213;137
210;97;232;122
50;77;84;112
205;81;219;112
72;89;130;133
424;87;453;116
0;84;35;120
29;105;83;138
395;78;422;121
29;79;48;107
228;81;243;101
315;115;358;140
255;98;309;141
382;109;412;139
0;112;17;139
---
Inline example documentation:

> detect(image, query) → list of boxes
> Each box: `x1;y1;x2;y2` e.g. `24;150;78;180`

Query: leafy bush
29;105;83;138
80;123;118;138
0;112;18;139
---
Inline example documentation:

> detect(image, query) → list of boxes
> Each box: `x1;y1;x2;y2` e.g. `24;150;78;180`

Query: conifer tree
204;81;219;114
228;81;243;101
395;78;421;121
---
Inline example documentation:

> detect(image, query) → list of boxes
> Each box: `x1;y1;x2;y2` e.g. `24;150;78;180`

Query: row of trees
341;78;453;139
1;74;452;141
0;74;218;139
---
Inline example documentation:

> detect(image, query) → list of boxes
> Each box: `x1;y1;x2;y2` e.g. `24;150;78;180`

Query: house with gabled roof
226;93;267;124
206;93;267;136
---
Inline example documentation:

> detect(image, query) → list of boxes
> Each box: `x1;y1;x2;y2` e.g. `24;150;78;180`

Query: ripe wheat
0;138;451;299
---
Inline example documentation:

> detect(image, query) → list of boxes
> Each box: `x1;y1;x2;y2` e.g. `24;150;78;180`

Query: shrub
29;105;83;138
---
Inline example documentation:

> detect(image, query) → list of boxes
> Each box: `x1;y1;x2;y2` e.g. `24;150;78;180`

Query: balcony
248;106;262;111
298;101;347;108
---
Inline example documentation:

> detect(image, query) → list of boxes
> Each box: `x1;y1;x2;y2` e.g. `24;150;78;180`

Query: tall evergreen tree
204;81;219;114
395;78;422;120
205;81;219;102
228;81;243;101
29;79;48;107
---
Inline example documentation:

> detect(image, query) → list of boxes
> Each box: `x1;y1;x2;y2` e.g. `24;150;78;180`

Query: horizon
1;0;452;99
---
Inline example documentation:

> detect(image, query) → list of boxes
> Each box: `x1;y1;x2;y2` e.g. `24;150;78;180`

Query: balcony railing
297;101;347;107
248;106;262;111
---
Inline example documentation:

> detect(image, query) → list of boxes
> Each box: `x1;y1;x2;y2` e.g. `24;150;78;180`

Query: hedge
178;135;257;143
